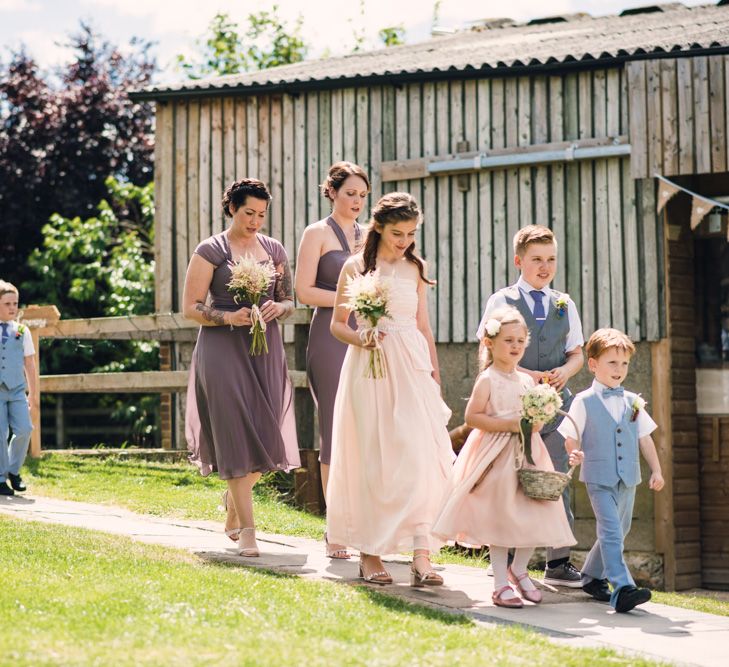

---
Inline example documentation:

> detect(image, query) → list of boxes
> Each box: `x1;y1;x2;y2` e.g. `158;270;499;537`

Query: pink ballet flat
508;567;542;604
492;584;523;608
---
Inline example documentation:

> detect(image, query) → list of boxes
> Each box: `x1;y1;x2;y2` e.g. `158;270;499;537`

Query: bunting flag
690;195;716;230
656;178;681;213
654;174;729;235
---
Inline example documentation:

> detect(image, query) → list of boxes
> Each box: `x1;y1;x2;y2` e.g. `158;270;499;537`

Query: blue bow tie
603;386;624;398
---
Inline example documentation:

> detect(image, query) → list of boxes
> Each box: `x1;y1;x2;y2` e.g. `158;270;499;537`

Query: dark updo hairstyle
222;178;272;217
320;161;370;201
361;192;434;285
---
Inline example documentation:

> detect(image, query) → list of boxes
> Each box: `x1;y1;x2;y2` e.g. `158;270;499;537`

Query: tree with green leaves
379;26;406;47
25;177;158;445
177;7;308;78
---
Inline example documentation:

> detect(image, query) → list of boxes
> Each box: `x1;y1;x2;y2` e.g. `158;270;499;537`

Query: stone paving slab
3;494;729;667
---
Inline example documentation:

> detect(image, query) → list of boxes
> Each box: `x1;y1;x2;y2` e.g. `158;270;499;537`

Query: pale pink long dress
432;367;576;549
325;275;454;555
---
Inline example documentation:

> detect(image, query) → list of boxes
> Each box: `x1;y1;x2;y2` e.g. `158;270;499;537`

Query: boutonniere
554;294;569;319
15;324;26;339
630;395;646;422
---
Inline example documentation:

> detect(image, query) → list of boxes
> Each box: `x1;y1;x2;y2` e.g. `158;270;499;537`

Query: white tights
490;546;536;599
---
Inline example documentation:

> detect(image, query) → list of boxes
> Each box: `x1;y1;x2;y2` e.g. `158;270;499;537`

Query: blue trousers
0;384;32;482
582;480;636;607
543;428;574;562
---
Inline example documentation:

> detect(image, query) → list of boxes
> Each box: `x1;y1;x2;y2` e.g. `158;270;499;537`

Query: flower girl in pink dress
432;306;575;608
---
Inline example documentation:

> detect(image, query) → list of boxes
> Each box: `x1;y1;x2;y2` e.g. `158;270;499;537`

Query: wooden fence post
20;305;61;457
292;319;323;514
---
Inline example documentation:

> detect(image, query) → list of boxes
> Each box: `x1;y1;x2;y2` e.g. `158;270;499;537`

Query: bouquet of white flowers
341;269;390;378
519;382;563;465
227;255;277;356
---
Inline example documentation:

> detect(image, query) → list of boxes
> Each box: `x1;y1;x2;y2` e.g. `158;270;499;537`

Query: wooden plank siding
153;67;666;343
664;205;703;590
629;55;729;178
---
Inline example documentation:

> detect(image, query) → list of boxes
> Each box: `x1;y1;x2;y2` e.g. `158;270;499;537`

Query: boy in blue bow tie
0;281;36;496
560;328;664;613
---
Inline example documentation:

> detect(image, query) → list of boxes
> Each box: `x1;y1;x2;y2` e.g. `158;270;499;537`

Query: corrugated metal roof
134;3;729;99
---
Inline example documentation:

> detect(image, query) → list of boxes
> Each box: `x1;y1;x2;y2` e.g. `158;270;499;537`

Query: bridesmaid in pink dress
326;192;454;587
432;306;575;608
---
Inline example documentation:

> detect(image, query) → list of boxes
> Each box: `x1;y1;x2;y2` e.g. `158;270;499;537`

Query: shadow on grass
199;554;477;629
355;586;475;627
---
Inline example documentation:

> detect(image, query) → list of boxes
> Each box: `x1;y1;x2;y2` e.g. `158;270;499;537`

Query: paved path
2;494;728;667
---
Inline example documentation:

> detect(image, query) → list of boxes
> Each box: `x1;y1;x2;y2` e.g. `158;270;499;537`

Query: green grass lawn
1;516;666;667
23;454;488;571
21;454;729;618
24;453;324;538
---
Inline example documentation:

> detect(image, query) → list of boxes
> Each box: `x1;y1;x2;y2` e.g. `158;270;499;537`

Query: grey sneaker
544;561;582;588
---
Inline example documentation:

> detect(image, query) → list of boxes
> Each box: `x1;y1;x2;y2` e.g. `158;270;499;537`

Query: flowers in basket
227;255;277;355
519;383;564;465
341;269;391;378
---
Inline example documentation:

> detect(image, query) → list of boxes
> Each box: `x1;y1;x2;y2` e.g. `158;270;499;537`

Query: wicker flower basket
517;411;581;502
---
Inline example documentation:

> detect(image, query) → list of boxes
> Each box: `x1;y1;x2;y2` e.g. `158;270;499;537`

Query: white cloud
0;0;41;11
16;28;74;67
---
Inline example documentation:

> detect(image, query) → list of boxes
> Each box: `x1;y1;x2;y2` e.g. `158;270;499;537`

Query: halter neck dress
305;217;360;465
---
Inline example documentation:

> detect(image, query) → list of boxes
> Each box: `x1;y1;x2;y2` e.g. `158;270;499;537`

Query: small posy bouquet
227;255;277;355
519;383;564;465
630;395;646;422
341;269;390;378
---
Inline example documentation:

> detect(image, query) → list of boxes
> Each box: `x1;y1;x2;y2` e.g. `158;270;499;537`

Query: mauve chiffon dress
305;217;360;465
186;232;300;478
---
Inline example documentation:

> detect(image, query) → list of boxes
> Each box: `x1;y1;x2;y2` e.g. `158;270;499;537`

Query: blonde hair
0;280;19;298
586;327;636;360
479;306;530;370
513;224;557;257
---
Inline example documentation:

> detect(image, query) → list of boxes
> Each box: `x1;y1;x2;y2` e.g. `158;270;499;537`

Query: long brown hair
361;192;434;284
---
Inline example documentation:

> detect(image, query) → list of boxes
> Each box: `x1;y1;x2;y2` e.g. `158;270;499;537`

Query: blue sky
0;0;711;83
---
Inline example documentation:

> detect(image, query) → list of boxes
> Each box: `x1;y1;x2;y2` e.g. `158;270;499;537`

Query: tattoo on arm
195;302;226;326
274;260;294;303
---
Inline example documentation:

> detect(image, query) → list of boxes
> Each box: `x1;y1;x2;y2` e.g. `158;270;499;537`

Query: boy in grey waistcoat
0;281;36;496
475;225;584;586
560;328;664;613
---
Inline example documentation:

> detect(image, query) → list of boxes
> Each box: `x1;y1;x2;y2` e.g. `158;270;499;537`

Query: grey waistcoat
0;324;27;390
579;389;641;487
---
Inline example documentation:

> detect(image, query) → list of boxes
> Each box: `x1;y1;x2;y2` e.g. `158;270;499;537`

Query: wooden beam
41;369;308;393
20;305;60;458
652;205;675;591
381;135;630;182
35;309;312;340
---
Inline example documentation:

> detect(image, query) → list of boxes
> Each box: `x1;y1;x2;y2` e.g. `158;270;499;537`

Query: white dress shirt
558;379;658;441
476;276;585;352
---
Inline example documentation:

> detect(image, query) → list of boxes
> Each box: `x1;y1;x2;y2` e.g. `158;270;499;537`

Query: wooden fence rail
21;305;313;456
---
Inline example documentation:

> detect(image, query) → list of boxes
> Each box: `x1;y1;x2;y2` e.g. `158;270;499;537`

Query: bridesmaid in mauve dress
295;161;370;559
183;178;300;557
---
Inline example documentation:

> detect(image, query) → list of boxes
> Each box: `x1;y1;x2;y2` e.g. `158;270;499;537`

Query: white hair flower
485;318;501;337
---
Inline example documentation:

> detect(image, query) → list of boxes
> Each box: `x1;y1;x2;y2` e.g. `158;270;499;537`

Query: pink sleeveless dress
326;275;455;555
432;367;576;549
